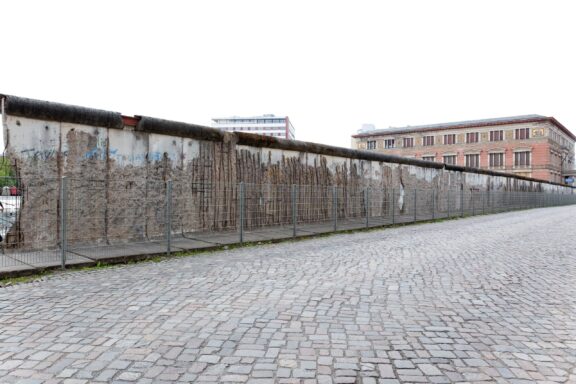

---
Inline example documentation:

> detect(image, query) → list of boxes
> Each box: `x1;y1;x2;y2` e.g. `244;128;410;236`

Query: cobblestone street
1;206;575;384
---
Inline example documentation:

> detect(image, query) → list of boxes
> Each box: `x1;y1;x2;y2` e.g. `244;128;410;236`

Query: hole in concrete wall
0;149;20;245
0;111;3;153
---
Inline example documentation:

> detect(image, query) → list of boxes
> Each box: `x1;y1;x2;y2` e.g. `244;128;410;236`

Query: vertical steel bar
391;188;395;224
413;189;417;222
165;180;172;256
292;184;297;238
447;189;450;218
461;188;464;217
60;176;68;269
333;185;338;231
365;188;369;228
431;189;435;220
239;182;245;243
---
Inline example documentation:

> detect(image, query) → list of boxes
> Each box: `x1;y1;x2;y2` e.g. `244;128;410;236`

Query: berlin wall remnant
1;94;573;251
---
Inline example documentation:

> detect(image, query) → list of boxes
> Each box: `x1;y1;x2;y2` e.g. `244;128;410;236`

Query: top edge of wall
2;94;124;129
1;93;572;189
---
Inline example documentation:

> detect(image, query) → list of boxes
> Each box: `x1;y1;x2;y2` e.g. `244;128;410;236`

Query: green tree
0;155;17;187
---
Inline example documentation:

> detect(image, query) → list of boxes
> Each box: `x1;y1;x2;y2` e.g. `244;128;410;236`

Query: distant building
212;114;295;140
351;115;576;184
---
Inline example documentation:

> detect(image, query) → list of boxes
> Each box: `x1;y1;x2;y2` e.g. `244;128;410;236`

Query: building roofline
212;115;288;121
1;93;572;188
352;115;576;141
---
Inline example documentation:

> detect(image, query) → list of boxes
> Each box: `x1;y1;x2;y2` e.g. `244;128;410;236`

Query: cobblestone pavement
1;206;576;384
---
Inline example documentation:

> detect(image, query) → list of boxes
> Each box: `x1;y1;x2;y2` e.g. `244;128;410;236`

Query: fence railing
1;177;575;272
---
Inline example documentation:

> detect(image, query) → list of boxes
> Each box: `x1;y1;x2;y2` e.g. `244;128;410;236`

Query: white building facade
212;114;295;140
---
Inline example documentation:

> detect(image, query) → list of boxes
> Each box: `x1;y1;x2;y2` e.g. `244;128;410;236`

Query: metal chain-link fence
1;176;575;274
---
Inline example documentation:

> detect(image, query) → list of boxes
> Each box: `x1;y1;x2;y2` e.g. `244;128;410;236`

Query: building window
384;139;395;149
514;151;531;167
444;134;456;145
466;132;479;143
515;128;530;140
465;154;480;168
422;156;435;162
490;130;504;141
423;136;435;146
443;155;456;165
403;137;414;148
367;140;376;150
489;153;504;168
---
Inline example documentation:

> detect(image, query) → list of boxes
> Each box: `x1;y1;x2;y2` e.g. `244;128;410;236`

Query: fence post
461;188;464;217
413;189;417;222
431;189;435;220
292;184;297;238
365;188;370;228
391;188;395;224
165;180;173;256
472;192;475;216
239;182;245;243
447;189;450;218
513;191;516;210
510;191;513;211
60;176;68;269
333;185;338;231
482;190;486;214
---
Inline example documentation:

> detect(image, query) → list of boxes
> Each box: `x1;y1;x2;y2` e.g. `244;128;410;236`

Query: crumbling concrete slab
5;250;90;269
70;242;174;260
0;261;32;274
169;237;219;250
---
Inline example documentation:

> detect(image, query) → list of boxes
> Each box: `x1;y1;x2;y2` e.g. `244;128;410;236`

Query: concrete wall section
2;94;574;250
4;116;61;249
6;116;61;179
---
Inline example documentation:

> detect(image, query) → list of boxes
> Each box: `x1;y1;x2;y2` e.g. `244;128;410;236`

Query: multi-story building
351;115;576;183
212;114;295;140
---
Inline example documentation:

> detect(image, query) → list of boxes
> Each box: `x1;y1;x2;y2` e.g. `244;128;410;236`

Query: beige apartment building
351;115;576;184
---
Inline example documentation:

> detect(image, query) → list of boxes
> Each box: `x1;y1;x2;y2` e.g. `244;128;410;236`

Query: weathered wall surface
2;95;573;250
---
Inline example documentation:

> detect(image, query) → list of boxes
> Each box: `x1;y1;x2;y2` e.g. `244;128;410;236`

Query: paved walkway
1;207;575;383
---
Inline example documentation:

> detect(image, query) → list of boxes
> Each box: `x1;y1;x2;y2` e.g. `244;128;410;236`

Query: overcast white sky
2;0;576;149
